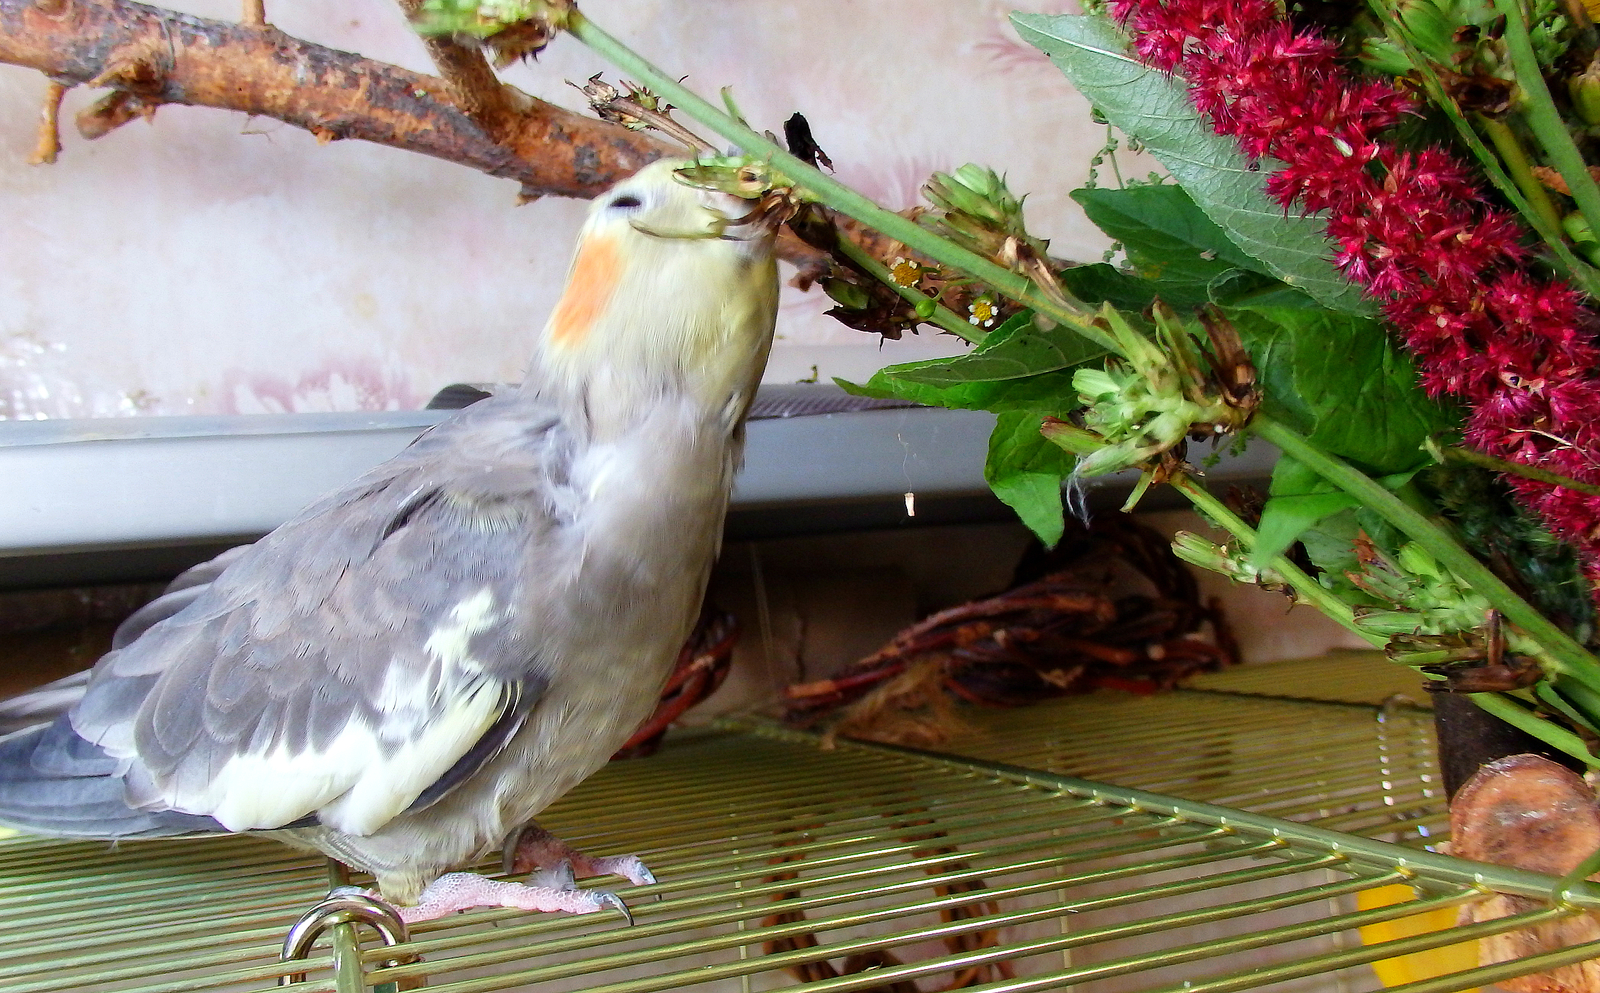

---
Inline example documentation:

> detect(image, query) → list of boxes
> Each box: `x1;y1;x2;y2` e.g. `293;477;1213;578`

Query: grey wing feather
0;544;256;737
0;720;226;836
0;395;568;838
112;543;255;650
0;671;90;738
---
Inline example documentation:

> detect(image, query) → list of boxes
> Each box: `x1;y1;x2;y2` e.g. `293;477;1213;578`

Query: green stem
1478;115;1564;232
1170;474;1382;646
1252;414;1600;689
563;10;1120;355
1468;692;1600;766
832;237;982;342
1494;0;1600;241
1432;440;1600;496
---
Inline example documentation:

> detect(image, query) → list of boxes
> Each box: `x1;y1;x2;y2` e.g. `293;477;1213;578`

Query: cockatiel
0;158;780;922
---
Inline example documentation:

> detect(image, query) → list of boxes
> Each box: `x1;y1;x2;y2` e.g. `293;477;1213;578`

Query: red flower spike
1111;0;1600;603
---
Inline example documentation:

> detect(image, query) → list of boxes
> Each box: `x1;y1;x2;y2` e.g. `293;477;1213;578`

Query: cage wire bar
0;654;1592;993
932;678;1446;846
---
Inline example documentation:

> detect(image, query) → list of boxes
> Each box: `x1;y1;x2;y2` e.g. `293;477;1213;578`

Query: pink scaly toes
389;872;633;925
505;825;657;887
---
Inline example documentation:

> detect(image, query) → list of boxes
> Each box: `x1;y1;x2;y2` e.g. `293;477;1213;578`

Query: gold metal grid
1185;652;1433;708
0;700;1587;993
0;832;334;991
934;688;1446;846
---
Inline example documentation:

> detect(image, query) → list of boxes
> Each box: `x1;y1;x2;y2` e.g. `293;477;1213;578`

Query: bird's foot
503;824;657;887
382;872;633;925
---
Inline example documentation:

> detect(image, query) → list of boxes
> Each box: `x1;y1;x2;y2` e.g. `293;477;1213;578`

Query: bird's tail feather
0;670;90;737
0;719;226;838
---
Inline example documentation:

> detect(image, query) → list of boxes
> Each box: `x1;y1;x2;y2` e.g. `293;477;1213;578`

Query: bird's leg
503;823;657;887
383;872;633;925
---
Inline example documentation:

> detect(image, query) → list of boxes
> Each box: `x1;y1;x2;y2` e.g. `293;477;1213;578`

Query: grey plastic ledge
0;397;1277;557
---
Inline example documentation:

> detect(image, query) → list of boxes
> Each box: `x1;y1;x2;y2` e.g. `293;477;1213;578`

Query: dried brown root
1450;754;1600;993
786;516;1238;740
822;658;974;750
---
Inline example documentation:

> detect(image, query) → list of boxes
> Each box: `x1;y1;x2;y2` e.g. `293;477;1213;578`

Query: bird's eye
610;195;643;209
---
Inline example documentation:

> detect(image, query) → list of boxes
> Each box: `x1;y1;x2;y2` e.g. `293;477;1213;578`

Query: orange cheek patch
548;234;621;348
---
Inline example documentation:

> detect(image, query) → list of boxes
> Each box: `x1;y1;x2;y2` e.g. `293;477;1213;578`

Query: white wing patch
424;587;499;677
177;588;510;835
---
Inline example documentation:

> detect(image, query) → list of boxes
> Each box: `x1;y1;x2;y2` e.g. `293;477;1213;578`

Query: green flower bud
1571;61;1600;125
1039;419;1106;457
1171;532;1282;586
1564;212;1596;245
1395;0;1456;58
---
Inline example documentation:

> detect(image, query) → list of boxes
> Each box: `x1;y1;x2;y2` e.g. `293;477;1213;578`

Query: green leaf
839;310;1107;412
894;311;1108;386
1059;263;1169;309
1253;456;1360;566
1010;12;1372;316
1061;262;1316;311
1074;185;1263;273
1227;306;1459;473
1254;454;1425;571
985;410;1072;547
1069;186;1286;306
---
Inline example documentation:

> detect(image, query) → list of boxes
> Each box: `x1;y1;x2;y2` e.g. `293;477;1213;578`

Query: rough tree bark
0;0;669;199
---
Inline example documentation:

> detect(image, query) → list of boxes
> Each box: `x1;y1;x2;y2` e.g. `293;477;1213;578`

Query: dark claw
501;829;520;877
598;891;634;926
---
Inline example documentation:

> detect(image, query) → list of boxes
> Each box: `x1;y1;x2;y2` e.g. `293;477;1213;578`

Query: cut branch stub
28;79;65;164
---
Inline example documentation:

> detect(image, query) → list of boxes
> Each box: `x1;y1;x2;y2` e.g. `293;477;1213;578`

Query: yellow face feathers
533;160;780;420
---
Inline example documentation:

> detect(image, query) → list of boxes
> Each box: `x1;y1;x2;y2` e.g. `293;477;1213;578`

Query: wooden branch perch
0;0;669;199
394;0;521;136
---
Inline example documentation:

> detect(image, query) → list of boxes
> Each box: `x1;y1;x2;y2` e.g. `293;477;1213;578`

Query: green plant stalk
562;10;1119;355
1177;469;1600;764
1169;474;1379;644
1478;115;1565;232
1433;440;1600;496
1362;0;1600;296
1469;691;1600;765
1494;0;1600;241
831;237;982;342
1252;413;1600;689
1554;673;1600;730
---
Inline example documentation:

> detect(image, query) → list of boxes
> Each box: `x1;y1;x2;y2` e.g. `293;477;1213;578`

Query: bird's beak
720;195;788;250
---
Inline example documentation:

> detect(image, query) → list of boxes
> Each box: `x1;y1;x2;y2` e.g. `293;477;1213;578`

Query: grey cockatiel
0;158;780;921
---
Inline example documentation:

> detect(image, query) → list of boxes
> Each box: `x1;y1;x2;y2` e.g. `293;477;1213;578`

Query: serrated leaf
894;311;1108;386
1227;306;1459;473
1068;186;1286;307
1075;185;1263;273
840;310;1107;412
1011;12;1372;316
985;409;1072;547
